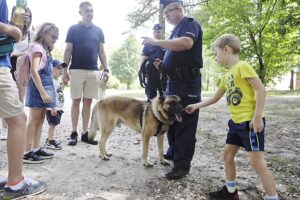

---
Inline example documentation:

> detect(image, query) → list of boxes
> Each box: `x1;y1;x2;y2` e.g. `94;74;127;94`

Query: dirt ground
0;90;299;200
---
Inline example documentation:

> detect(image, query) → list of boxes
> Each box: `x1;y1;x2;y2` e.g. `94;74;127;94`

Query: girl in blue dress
23;23;59;163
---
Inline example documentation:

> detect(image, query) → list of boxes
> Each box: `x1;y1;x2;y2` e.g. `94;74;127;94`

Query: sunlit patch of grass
267;156;290;168
265;105;300;118
267;90;300;96
287;182;300;194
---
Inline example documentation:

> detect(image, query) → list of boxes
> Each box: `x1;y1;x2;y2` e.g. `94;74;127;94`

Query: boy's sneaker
81;131;98;145
45;138;62;145
209;185;239;200
67;131;78;146
35;148;54;159
23;151;44;164
0;128;7;140
0;178;7;192
2;177;46;200
45;139;62;150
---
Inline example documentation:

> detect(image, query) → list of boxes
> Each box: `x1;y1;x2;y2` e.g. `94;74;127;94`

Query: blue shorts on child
46;110;64;125
226;118;265;151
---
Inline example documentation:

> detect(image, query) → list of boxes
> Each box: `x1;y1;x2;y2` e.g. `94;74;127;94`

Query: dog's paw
143;162;154;168
105;153;112;157
99;155;110;161
160;160;170;166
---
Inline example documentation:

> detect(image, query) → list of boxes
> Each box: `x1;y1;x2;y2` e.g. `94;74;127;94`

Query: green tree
109;34;141;89
127;0;207;37
195;0;299;85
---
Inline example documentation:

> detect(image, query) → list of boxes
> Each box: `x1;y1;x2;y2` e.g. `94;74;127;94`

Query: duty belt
167;66;201;81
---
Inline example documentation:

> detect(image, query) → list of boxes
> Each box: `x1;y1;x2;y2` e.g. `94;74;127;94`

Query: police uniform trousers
165;76;201;172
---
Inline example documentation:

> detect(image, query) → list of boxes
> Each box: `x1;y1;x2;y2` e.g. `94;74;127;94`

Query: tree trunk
127;82;131;90
290;69;294;90
206;76;209;91
159;2;165;39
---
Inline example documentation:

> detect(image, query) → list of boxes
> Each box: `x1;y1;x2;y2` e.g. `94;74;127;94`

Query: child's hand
41;92;52;104
249;116;264;133
51;109;57;116
185;104;198;114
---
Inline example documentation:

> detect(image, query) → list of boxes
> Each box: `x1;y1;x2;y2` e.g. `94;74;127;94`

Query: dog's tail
88;102;100;140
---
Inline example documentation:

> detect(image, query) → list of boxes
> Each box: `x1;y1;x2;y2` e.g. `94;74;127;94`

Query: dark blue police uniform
163;16;203;172
142;44;165;99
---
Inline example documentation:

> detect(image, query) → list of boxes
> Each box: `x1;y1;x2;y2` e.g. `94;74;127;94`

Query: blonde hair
34;22;58;51
213;34;241;54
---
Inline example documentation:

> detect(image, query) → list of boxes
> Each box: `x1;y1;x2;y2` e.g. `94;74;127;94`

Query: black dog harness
139;102;164;136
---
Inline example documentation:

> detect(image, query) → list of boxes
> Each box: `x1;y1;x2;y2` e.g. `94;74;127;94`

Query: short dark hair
79;1;92;9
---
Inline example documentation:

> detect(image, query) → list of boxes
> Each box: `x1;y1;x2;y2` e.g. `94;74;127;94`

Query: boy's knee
250;158;268;172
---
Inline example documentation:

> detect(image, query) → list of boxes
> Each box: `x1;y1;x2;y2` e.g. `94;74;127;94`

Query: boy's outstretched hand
185;104;198;114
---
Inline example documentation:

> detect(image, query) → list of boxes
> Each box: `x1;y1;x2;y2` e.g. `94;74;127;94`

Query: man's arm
98;42;107;70
142;36;194;51
0;22;22;42
62;42;73;85
98;42;109;81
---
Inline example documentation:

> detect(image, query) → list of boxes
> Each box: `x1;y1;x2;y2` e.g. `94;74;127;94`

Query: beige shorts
70;69;100;99
0;67;24;118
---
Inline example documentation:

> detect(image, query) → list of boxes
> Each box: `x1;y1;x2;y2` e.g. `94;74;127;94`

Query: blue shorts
226;119;265;151
46;110;64;125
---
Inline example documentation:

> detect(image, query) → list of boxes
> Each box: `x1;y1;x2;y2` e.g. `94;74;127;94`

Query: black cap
160;0;183;8
153;24;162;30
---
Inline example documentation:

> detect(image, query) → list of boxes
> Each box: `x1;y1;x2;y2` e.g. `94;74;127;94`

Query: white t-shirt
47;79;64;111
12;30;36;55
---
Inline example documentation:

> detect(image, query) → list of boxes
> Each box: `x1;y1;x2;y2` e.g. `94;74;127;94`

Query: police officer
142;0;203;180
141;24;166;100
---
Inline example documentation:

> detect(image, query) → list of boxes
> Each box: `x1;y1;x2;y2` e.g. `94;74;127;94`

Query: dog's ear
159;96;165;103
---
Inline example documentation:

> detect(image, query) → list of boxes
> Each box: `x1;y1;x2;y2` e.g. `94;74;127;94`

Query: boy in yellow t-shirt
185;34;279;200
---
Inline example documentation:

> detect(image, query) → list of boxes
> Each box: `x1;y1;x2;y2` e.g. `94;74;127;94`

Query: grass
267;90;300;96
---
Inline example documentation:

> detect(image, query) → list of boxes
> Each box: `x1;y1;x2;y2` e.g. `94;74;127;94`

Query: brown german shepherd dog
88;95;183;167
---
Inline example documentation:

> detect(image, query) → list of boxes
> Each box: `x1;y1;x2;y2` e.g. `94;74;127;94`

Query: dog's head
158;95;183;123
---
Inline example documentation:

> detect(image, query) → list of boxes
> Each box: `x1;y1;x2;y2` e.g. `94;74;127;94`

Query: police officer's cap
153;24;162;30
160;0;183;8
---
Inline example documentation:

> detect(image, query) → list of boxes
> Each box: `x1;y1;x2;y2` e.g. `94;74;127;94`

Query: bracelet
103;68;109;73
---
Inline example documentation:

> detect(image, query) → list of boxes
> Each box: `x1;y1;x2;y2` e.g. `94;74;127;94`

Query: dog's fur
88;95;183;167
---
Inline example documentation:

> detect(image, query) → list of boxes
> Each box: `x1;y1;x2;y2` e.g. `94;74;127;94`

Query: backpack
0;35;14;56
14;53;31;87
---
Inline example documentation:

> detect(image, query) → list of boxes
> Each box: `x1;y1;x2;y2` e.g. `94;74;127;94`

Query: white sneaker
0;128;7;140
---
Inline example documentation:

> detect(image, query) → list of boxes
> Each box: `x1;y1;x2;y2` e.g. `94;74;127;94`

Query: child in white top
45;59;66;150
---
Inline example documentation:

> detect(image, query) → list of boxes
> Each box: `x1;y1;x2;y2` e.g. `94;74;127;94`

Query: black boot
67;131;78;146
81;132;98;145
164;167;189;180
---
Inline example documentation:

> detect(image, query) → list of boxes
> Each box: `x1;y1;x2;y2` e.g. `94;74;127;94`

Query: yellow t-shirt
219;61;259;123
